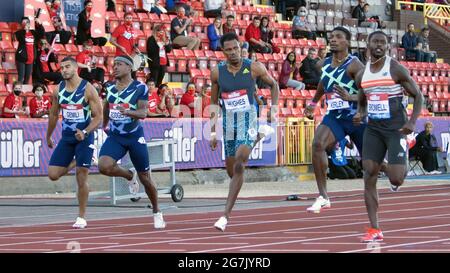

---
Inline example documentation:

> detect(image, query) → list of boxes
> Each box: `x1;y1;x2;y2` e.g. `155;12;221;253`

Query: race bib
221;89;251;112
109;103;131;123
123;31;132;40
368;93;390;120
326;93;350;110
61;104;84;123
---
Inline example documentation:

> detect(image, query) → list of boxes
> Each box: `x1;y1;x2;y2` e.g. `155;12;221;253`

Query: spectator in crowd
76;40;105;83
29;83;51;118
110;12;140;57
107;0;116;12
147;79;169;117
299;48;321;89
222;15;235;35
418;27;437;63
199;83;212;117
147;24;172;86
76;0;108;46
144;0;167;15
170;6;201;50
45;0;53;16
157;83;175;116
292;6;316;40
48;0;61;19
353;3;378;29
180;82;197;117
245;16;272;54
15;17;45;84
2;81;26;118
260;17;280;54
402;23;424;61
276;0;306;20
317;47;327;60
352;0;366;23
279;52;305;90
207;17;223;51
174;0;193;16
45;15;72;45
204;0;224;18
34;38;62;85
410;122;443;174
327;138;357;180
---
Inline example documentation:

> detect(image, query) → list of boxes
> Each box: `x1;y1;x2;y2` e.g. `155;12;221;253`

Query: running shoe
72;217;87;229
361;228;384;242
153;212;166;229
128;168;140;195
214;216;228;232
306;196;331;213
390;184;400;192
258;125;275;138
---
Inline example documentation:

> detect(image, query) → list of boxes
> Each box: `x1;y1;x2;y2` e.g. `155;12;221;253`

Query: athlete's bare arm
392;61;424;134
353;70;367;126
251;61;279;122
124;100;149;119
46;88;61;148
84;83;103;134
210;67;220;135
102;99;110;129
304;59;325;119
335;58;365;102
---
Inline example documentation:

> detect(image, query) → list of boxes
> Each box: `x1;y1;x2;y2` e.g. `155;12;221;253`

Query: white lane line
46;242;119;245
0;248;53;252
342;238;450;253
230;236;307;239
57;231;124;234
388;249;450;252
240;249;329;252
0;237;65;240
112;237;182;240
171;242;249;245
103;249;187;252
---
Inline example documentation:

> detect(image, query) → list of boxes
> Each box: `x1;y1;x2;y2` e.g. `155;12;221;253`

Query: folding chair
408;153;426;176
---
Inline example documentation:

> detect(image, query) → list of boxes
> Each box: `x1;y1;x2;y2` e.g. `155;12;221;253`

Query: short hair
253;16;261;21
177;5;185;11
363;3;370;8
422;27;430;32
368;31;389;42
424;121;433;128
61;56;78;64
12;81;22;89
214;16;222;23
332;26;351;41
408;23;415;28
158;83;169;95
21;17;30;23
124;12;133;18
220;32;239;48
84;0;92;6
32;83;47;93
83;40;93;47
153;24;163;32
226;15;235;20
308;47;317;52
146;78;155;84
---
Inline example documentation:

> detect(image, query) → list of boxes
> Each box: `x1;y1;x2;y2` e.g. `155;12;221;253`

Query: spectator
260;17;280;54
2;81;26;118
180;82;197;117
45;0;53;16
147;79;169;117
34;38;63;85
402;23;424;62
204;0;224;18
76;0;108;46
279;52;305;90
327;138;357;180
15;17;45;84
76;40;105;83
110;12;140;57
418;27;437;63
410;122;443;174
29;83;51;118
207;17;223;51
45;15;72;45
175;0;193;17
199;83;211;117
317;47;327;60
276;0;306;21
354;4;378;29
147;24;172;86
245;16;272;54
292;6;316;40
107;0;116;12
48;0;61;19
146;0;167;15
299;48;321;89
158;83;175;115
352;0;366;23
170;6;201;50
223;15;235;35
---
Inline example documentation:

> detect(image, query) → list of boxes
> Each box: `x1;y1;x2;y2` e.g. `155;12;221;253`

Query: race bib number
326;93;350;110
123;31;132;40
221;89;251;112
368;93;390;120
109;103;131;123
61;104;85;123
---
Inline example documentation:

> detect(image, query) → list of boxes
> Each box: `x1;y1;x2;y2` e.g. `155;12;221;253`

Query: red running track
0;185;449;253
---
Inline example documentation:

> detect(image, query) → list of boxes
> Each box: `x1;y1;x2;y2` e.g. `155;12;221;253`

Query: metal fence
279;118;315;165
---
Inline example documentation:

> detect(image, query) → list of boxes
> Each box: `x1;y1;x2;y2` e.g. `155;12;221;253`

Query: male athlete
46;57;103;228
354;31;423;242
210;32;279;231
98;55;166;229
304;27;365;213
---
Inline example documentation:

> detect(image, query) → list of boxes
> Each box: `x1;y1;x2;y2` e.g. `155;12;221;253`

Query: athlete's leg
312;124;337;199
48;139;76;181
223;144;252;219
225;157;236;178
363;159;382;229
75;167;89;218
98;136;131;179
384;132;408;187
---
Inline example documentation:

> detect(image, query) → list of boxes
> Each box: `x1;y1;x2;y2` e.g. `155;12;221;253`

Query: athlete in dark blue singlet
46;57;103;229
210;33;279;231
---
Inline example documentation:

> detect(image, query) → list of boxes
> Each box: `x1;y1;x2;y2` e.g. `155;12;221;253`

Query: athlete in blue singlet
98;55;166;229
46;57;103;229
303;27;365;213
210;33;279;231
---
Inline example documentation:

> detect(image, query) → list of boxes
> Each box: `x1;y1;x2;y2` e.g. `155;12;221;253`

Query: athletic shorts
99;126;150;172
321;114;366;153
362;126;408;165
223;110;258;158
49;133;95;168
